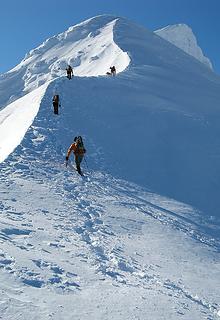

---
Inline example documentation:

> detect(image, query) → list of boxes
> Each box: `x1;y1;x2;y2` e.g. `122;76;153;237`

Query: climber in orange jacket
66;136;86;175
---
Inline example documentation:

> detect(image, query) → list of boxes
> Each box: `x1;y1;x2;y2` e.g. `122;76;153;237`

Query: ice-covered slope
0;15;130;108
155;24;213;69
0;15;220;320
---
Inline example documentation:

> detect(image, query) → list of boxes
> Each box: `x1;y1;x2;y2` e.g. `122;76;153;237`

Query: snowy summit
155;23;213;69
0;15;220;320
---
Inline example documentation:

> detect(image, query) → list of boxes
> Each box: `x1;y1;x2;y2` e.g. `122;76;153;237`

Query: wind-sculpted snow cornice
0;15;131;109
23;15;120;61
113;17;216;78
1;14;218;111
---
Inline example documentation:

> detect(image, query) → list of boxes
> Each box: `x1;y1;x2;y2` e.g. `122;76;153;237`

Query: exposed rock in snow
155;24;213;69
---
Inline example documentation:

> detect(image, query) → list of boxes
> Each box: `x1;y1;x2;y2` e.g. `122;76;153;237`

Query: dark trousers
67;72;72;80
75;155;83;173
53;102;59;114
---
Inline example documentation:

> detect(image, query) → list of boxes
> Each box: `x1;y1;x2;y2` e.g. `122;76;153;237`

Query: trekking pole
84;156;89;170
65;157;69;167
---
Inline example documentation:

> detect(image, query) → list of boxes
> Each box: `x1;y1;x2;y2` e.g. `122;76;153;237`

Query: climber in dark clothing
66;65;74;79
52;95;60;115
110;66;116;76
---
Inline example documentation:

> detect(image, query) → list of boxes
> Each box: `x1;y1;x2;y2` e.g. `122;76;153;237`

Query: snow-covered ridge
0;15;130;109
9;16;129;90
21;16;130;79
0;14;220;319
155;24;213;69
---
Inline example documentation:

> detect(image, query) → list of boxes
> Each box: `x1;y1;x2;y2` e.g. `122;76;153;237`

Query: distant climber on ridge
110;66;116;76
66;65;74;79
66;136;86;175
106;66;116;76
52;95;60;115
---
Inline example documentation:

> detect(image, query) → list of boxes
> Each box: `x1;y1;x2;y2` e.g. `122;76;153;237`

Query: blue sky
0;0;219;74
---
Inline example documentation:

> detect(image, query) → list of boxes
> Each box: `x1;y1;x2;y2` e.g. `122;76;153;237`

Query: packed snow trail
0;152;220;319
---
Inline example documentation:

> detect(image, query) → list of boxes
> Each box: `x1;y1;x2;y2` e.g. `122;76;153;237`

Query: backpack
76;136;85;154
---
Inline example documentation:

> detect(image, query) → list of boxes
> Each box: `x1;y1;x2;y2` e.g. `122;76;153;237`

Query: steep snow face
0;82;49;162
0;74;219;320
1;15;220;216
0;15;130;108
155;24;213;69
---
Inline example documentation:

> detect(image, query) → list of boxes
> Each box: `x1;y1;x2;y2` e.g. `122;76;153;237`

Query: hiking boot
76;165;82;175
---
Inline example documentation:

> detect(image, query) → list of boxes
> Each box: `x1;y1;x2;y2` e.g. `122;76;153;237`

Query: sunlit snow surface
0;83;49;162
0;16;130;108
0;15;220;320
155;23;212;69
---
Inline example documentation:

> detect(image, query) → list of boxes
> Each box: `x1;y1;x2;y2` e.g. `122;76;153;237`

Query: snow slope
0;15;220;320
155;24;213;69
0;82;49;162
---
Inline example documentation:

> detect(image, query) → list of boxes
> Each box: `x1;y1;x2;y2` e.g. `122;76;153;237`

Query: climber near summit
66;65;74;79
66;136;86;175
52;95;60;115
106;66;116;76
110;66;116;76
